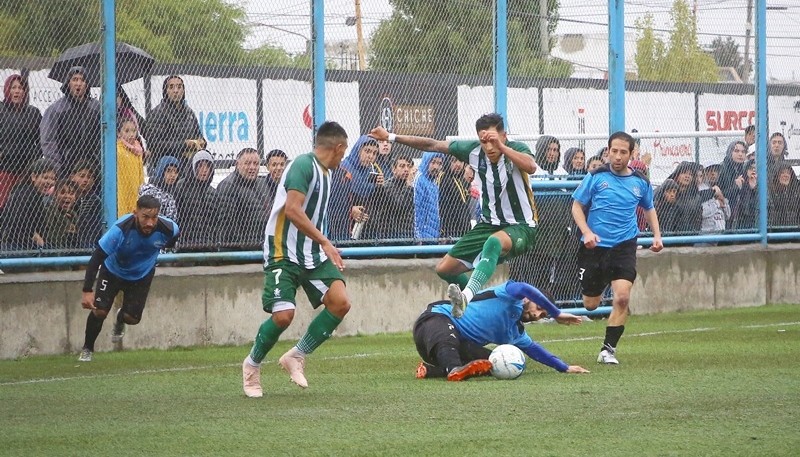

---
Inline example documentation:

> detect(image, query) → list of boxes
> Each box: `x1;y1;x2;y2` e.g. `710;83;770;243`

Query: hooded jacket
666;161;713;233
139;156;179;221
39;66;101;176
438;156;471;239
767;163;800;228
142;75;203;163
173;150;216;251
342;135;383;202
414;151;443;240
731;159;758;231
654;179;681;233
532;136;567;176
718;141;748;201
562;147;586;176
216;166;272;250
0;74;43;175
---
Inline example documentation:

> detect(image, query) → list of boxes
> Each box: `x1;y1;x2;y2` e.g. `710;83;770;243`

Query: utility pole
355;0;367;70
539;0;549;58
743;0;753;83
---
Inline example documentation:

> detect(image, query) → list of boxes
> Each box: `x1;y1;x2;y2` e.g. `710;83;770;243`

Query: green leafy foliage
370;0;572;78
0;0;306;68
634;0;718;83
710;36;746;81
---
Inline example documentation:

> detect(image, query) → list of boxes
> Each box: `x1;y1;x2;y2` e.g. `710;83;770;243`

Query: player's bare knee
92;309;109;319
123;313;141;325
325;296;351;318
614;293;630;310
583;298;601;311
272;310;295;328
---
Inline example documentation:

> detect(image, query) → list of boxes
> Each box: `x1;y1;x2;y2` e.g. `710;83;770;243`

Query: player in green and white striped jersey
370;113;539;318
242;121;351;398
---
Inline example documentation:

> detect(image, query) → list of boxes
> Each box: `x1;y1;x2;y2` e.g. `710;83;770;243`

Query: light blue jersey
99;214;179;281
571;165;654;248
432;282;534;348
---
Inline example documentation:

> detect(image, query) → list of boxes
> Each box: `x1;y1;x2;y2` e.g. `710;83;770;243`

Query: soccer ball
489;344;526;380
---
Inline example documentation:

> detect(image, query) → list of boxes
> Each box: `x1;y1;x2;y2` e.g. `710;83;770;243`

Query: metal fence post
754;0;768;247
311;0;325;135
101;0;117;226
494;0;508;122
608;0;625;134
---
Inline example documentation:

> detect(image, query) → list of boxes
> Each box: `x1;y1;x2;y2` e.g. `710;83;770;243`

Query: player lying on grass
413;280;590;381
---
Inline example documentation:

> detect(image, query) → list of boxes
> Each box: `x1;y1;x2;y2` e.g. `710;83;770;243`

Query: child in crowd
43;179;80;250
117;117;145;217
69;160;102;249
139;156;179;221
1;158;56;250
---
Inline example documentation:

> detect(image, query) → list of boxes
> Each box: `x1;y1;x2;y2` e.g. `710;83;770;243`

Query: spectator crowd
2;70;799;259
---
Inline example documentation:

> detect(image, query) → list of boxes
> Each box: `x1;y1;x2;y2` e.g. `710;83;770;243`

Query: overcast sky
242;0;800;82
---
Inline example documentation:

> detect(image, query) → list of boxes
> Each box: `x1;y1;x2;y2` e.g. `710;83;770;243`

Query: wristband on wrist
387;133;396;143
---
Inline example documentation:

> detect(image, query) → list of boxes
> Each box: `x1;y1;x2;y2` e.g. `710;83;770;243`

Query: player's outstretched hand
323;241;345;271
555;312;583;325
368;126;389;141
583;232;600;249
81;291;96;310
650;236;664;253
566;365;590;374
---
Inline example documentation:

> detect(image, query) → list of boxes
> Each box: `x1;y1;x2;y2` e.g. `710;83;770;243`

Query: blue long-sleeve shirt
431;281;570;372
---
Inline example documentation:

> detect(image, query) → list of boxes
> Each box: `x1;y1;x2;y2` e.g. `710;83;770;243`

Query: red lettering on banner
652;138;692;157
705;110;756;131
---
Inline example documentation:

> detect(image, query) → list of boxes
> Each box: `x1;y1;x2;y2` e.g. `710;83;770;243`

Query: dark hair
54;179;79;194
608;131;636;152
475;113;504;133
70;159;98;177
315;121;348;147
26;157;57;176
136;195;162;210
117;115;137;131
236;147;260;159
266;149;287;160
392;155;413;167
744;125;755;135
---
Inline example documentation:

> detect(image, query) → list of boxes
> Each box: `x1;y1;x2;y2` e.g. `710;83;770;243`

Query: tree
634;0;718;83
710;36;746;80
0;0;302;68
370;0;572;78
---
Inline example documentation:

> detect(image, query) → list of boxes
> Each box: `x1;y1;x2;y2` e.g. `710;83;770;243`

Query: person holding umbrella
142;75;205;174
40;66;101;178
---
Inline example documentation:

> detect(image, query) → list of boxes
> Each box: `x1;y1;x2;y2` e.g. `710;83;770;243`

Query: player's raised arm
481;130;536;174
368;126;449;154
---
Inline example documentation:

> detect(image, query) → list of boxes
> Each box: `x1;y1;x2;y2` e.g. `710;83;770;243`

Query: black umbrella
48;41;154;87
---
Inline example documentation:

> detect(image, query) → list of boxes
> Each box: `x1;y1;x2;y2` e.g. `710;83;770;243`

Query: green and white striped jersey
264;153;331;269
448;140;538;227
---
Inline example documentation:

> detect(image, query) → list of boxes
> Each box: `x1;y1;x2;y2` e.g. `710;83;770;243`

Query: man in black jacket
216;148;271;250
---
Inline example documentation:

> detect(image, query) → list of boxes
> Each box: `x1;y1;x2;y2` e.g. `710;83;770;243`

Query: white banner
261;79;360;160
456;85;539;137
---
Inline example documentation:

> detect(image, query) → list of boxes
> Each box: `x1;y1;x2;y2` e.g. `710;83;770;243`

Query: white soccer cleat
597;348;619;365
447;284;468;318
242;359;263;398
279;350;309;389
78;348;93;362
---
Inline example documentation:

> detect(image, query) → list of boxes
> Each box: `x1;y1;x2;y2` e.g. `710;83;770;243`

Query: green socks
296;309;343;355
249;318;286;364
437;272;470;289
464;236;502;301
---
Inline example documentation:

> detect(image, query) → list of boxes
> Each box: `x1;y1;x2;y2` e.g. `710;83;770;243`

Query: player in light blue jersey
78;195;179;362
571;131;663;365
412;281;590;381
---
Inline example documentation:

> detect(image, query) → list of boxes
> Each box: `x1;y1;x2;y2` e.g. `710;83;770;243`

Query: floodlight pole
754;0;768;246
101;0;117;226
311;0;325;135
608;0;625;134
494;0;508;123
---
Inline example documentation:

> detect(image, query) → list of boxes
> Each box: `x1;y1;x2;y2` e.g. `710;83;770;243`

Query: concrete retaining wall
1;244;798;359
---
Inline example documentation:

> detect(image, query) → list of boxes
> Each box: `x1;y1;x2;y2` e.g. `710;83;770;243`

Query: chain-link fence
1;1;799;287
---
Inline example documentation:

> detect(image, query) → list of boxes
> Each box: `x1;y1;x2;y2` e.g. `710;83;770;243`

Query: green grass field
1;305;799;457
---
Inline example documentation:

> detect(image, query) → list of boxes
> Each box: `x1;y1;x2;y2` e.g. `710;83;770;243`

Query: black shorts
577;238;638;297
94;266;155;320
412;304;491;365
